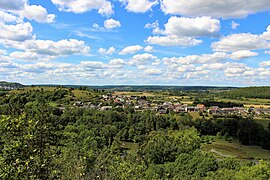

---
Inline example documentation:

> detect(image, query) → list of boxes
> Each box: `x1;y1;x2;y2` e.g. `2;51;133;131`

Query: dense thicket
218;86;270;99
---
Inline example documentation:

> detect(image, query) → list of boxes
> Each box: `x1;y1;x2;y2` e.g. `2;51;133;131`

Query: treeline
194;99;243;107
0;90;270;179
218;86;270;99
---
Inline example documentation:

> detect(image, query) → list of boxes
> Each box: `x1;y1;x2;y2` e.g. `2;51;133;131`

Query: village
72;93;270;116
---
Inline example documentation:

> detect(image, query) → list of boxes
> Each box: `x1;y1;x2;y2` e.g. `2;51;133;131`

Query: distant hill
218;86;270;99
37;85;236;91
0;81;24;90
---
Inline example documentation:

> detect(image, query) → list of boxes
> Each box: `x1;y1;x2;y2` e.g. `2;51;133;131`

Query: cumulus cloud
146;35;202;46
0;49;7;55
259;61;270;67
212;33;270;52
119;0;158;13
145;20;163;34
144;69;162;75
51;0;113;16
119;45;143;55
0;11;19;22
0;22;34;43
104;18;121;29
18;5;56;23
8;39;90;61
99;47;116;55
0;0;26;11
145;16;220;46
22;39;90;56
164;16;220;37
230;50;258;60
163;52;228;65
231;21;239;30
108;58;126;68
261;25;270;40
81;61;106;70
130;53;157;65
160;0;270;19
0;1;55;23
144;45;154;52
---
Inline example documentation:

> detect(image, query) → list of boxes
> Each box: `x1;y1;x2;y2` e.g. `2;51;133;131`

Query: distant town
71;93;270;116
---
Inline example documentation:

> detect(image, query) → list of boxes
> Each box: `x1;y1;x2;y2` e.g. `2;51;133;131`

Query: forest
0;87;269;179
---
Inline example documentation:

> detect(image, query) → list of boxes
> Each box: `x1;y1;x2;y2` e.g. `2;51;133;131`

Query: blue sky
0;0;269;86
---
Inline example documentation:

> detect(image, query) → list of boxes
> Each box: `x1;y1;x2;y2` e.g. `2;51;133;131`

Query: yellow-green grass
72;90;93;101
117;140;138;152
189;112;203;120
203;136;270;162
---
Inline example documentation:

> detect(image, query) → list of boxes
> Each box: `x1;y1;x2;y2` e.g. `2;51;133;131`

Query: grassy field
203;136;270;162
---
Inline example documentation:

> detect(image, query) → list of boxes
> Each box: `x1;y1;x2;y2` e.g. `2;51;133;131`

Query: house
185;106;196;112
174;106;185;113
197;104;205;111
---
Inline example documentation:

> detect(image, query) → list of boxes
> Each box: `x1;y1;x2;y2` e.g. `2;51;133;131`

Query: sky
0;0;270;86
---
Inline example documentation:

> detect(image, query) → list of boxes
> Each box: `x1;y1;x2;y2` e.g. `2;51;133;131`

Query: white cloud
18;5;56;23
144;69;162;75
119;0;158;13
131;53;157;65
51;0;113;15
224;67;246;75
0;11;19;22
119;45;143;55
137;65;146;70
0;22;34;43
21;39;90;56
177;64;196;72
81;61;106;70
259;61;270;67
231;21;239;30
0;1;56;24
0;49;7;55
145;20;163;34
160;0;270;19
146;35;202;46
164;16;220;37
0;0;26;11
261;25;270;40
163;52;228;65
145;16;220;46
10;51;52;61
104;18;121;29
144;45;154;52
8;39;90;61
212;33;270;52
230;50;258;60
99;47;115;55
108;58;126;68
